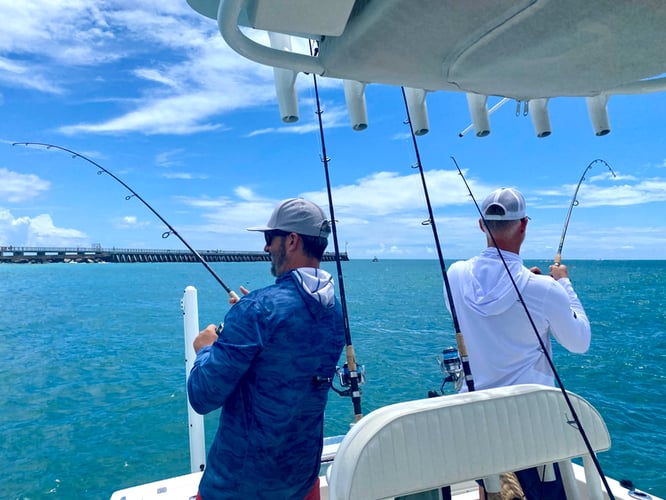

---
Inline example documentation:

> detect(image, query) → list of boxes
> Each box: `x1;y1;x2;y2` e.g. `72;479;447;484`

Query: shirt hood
460;248;530;316
291;267;336;308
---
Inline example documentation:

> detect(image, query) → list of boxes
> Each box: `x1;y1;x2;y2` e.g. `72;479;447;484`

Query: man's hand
193;324;219;353
229;285;251;304
529;266;542;275
549;263;570;280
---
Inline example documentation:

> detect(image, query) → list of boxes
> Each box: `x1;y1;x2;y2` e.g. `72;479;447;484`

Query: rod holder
466;93;491;137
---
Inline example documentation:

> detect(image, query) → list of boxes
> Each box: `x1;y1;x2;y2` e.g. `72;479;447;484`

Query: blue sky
1;1;665;260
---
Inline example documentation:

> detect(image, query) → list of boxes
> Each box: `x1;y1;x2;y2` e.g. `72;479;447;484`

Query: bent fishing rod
451;156;616;500
12;142;239;302
555;159;616;265
401;88;474;394
310;43;364;422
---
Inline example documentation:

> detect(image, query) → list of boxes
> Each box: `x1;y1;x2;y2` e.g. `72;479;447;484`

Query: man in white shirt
446;187;591;499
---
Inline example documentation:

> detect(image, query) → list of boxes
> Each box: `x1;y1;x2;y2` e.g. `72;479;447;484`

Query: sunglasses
264;230;290;246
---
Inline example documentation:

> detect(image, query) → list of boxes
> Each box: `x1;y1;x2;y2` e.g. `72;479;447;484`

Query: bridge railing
0;246;347;262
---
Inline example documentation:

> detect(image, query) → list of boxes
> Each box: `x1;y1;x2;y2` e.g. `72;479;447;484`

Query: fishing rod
310;43;364;422
451;156;616;500
458;97;511;138
555;159;616;265
12;142;239;302
401;87;474;394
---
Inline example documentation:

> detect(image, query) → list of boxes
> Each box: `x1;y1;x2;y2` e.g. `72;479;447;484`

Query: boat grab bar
217;0;324;75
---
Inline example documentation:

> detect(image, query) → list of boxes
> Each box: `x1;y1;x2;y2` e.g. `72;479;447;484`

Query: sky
1;1;666;261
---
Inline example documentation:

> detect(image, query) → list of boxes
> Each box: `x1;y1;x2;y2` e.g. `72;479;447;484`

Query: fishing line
555;159;616;265
309;42;363;422
400;87;475;393
12;142;239;302
451;156;616;500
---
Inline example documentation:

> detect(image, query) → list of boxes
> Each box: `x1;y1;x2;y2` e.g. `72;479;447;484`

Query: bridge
0;246;348;264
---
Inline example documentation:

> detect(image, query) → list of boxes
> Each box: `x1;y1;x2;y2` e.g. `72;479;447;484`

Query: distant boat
372;256;378;262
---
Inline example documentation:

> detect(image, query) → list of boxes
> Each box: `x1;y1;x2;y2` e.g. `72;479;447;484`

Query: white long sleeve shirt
446;248;591;391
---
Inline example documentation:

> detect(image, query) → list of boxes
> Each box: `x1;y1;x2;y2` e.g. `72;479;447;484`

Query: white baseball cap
481;188;527;220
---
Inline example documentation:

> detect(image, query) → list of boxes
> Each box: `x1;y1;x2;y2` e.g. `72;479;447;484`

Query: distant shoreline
0;246;347;264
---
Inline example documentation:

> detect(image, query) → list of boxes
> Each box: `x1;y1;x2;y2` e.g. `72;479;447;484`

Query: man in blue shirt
188;198;346;499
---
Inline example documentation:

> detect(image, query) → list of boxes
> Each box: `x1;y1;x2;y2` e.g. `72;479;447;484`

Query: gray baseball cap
481;188;527;220
247;198;331;238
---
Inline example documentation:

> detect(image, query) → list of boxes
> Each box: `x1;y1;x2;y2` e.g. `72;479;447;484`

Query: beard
270;238;287;277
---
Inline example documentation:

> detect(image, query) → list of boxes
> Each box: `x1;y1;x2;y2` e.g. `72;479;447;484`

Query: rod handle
554;253;562;265
455;332;468;357
228;290;240;303
345;345;363;422
455;331;475;392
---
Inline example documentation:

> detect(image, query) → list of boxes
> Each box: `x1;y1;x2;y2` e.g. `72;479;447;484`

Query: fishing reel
330;362;366;397
429;346;463;397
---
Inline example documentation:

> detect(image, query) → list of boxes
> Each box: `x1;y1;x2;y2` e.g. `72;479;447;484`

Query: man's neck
279;259;321;276
488;240;521;254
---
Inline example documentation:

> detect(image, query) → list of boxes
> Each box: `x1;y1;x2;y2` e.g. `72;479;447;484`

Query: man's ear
478;218;486;233
286;232;299;252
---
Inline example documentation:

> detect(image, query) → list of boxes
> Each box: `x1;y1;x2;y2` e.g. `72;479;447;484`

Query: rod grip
455;332;468;357
345;345;363;421
554;253;562;265
345;345;357;371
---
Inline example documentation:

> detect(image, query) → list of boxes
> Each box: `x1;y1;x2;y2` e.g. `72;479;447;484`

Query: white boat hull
109;462;656;500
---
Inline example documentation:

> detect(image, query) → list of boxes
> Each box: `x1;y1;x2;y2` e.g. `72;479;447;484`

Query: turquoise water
1;260;664;499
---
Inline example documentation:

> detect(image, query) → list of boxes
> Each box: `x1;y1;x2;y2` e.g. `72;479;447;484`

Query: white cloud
301;169;484;218
0;1;126;93
0;209;87;246
234;186;258;201
155;149;185;168
163;172;208;180
0;1;279;135
0;56;63;93
58;94;227;135
247;98;352;137
114;215;151;229
175;196;277;240
0;168;50;203
169;165;666;259
579;180;666;206
152;150;209;179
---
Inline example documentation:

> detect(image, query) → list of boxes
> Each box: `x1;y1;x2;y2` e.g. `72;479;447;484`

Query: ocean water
1;259;664;499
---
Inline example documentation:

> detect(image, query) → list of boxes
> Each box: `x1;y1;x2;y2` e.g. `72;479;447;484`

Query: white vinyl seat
327;384;610;500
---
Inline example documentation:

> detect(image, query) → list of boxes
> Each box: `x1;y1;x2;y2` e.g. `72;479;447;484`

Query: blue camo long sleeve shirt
187;268;345;499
